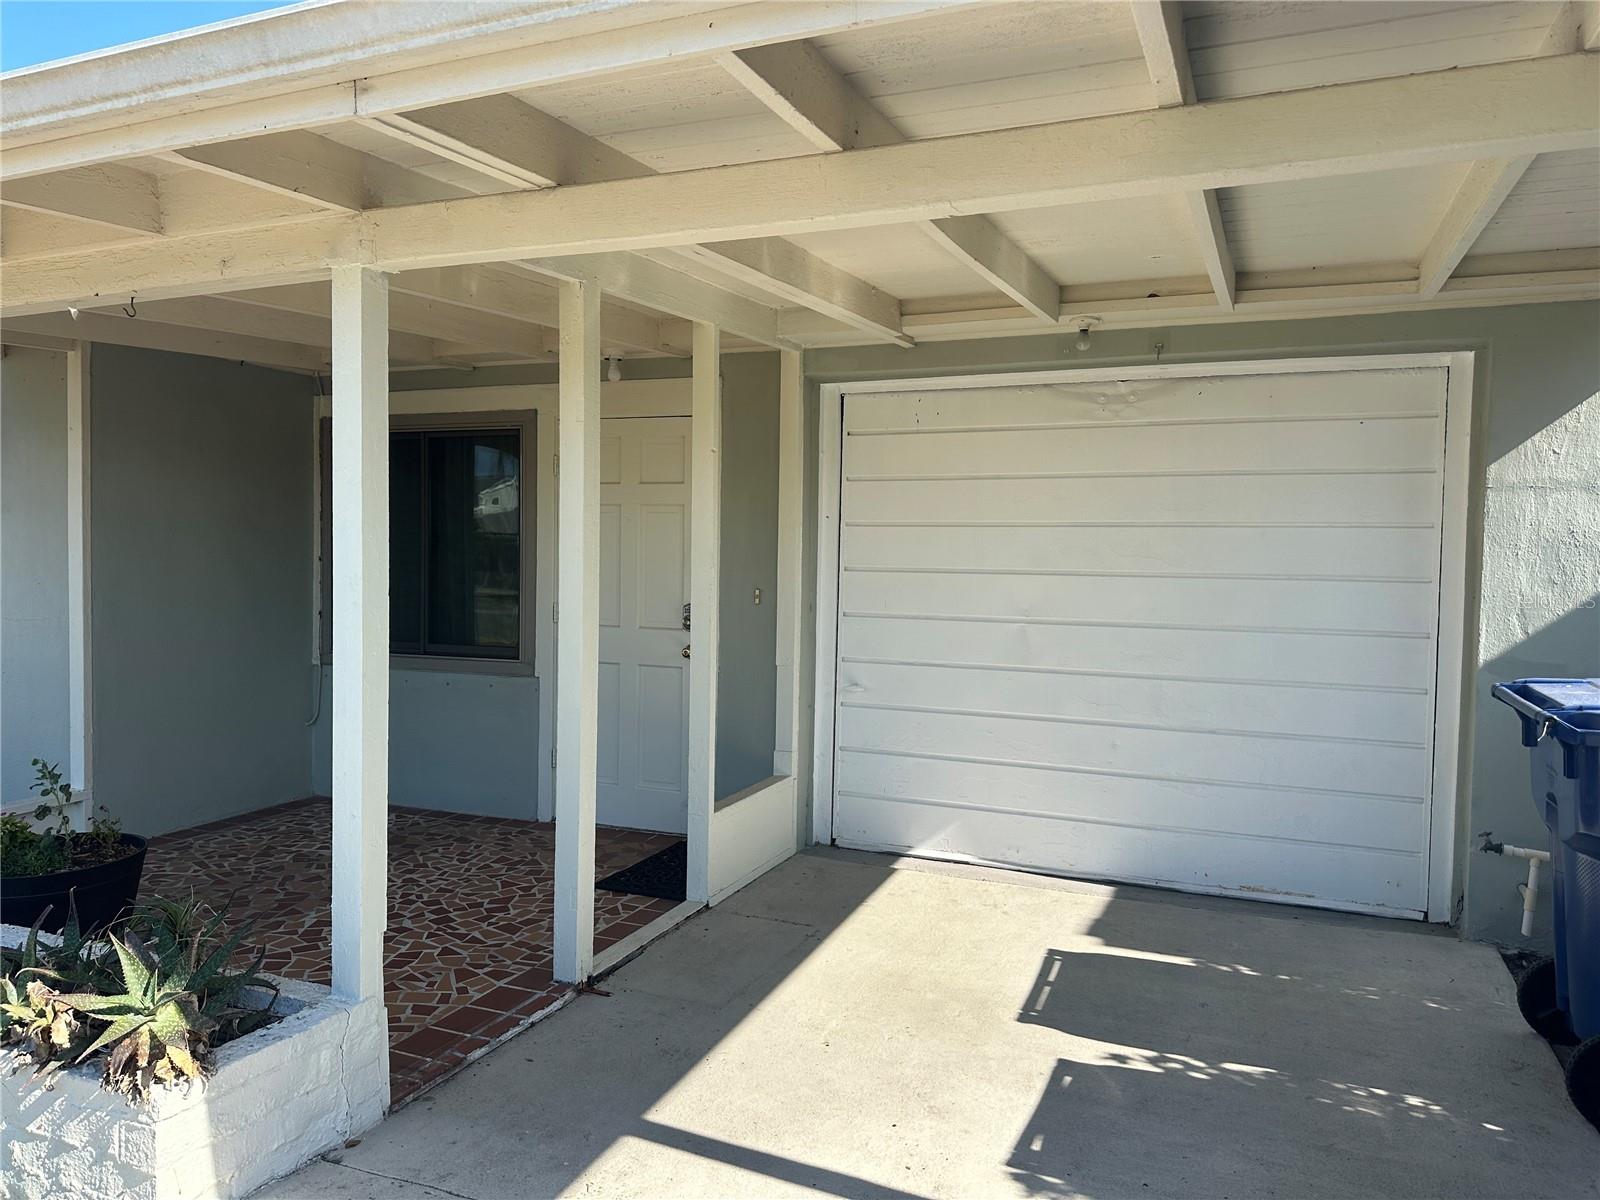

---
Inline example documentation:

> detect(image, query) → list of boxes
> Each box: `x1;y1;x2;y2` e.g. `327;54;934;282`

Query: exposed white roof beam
0;167;331;262
171;130;461;211
223;281;548;359
517;256;792;350
369;92;908;345
0;207;153;261
719;39;1060;324
1181;189;1237;312
1416;4;1584;298
915;216;1060;325
391;265;679;356
366;95;650;190
1;1;979;178
1417;157;1537;299
5;54;1594;317
1;309;328;372
1131;0;1236;310
717;40;902;152
781;251;1600;343
87;295;442;365
673;238;908;346
0;163;162;235
0;326;76;352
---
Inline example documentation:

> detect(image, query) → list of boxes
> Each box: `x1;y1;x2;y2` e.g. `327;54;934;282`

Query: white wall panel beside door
821;360;1471;919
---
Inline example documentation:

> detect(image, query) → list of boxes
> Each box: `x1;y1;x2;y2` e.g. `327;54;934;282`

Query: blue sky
1;1;293;72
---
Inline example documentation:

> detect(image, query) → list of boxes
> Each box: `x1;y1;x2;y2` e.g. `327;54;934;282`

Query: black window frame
318;409;536;675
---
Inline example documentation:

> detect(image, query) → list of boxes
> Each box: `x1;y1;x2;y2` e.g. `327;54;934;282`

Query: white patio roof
2;0;1597;370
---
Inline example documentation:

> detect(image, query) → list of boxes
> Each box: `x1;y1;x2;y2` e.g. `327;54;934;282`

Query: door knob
681;644;691;659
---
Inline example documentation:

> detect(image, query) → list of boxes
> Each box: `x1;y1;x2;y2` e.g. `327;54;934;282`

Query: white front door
596;417;691;833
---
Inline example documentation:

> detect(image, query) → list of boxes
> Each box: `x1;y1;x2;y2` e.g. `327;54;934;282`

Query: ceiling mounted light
1066;315;1102;353
606;356;622;383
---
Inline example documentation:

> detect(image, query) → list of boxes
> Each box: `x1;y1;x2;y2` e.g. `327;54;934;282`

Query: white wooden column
685;322;722;903
65;343;92;831
773;350;806;842
329;265;390;1004
553;279;601;984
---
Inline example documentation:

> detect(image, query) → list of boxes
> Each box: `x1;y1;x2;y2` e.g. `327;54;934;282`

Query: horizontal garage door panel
838;616;1435;689
844;523;1438;579
845;419;1439;477
833;751;1425;857
848;373;1444;429
833;795;1425;913
840;661;1432;744
841;571;1441;638
848;472;1440;525
831;367;1450;917
836;705;1431;798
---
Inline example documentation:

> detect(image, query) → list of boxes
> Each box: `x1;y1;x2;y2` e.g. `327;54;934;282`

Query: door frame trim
811;352;1476;923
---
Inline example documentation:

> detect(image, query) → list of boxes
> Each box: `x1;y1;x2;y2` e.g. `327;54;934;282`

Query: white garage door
828;364;1455;917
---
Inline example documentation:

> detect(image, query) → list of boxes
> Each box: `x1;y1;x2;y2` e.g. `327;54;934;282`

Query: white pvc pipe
1498;843;1552;938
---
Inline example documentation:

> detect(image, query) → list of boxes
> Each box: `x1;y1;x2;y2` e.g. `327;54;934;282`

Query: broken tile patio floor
140;798;678;1104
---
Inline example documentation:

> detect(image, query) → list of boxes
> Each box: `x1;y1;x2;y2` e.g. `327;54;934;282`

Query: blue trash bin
1492;678;1600;1129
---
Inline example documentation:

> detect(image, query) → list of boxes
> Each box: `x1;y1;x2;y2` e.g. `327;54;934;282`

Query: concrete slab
257;851;1598;1200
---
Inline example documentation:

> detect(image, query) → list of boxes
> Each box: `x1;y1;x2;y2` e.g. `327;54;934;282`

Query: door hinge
550;747;557;768
552;601;558;625
552;452;559;480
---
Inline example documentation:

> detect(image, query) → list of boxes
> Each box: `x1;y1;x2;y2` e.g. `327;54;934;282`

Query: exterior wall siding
0;347;70;804
87;346;316;836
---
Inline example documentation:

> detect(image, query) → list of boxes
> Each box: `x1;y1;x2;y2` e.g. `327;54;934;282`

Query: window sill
320;654;536;678
394;654;535;678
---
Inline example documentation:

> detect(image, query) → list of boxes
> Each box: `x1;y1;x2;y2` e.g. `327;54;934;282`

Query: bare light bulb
607;356;622;383
1074;327;1092;352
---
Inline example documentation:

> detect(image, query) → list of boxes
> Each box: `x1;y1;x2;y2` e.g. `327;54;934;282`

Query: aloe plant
1;895;277;1102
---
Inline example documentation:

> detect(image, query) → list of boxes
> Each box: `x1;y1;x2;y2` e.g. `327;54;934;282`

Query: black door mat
596;840;687;901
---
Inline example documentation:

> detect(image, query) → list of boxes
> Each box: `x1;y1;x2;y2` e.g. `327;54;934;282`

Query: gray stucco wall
804;300;1600;948
1;348;70;804
88;346;315;835
309;667;541;819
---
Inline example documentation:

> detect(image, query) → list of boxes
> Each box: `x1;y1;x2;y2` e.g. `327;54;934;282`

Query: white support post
553;278;601;984
773;350;806;845
65;342;92;832
686;322;722;903
329;265;390;1007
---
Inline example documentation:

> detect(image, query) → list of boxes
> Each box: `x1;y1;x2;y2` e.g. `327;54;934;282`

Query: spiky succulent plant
1;895;277;1102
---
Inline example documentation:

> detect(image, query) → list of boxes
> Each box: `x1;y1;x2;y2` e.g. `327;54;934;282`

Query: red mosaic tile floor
141;798;680;1104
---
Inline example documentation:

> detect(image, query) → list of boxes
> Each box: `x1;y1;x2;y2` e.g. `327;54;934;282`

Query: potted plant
0;759;147;933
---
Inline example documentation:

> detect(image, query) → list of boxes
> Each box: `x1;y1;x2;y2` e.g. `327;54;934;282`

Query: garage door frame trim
810;352;1476;923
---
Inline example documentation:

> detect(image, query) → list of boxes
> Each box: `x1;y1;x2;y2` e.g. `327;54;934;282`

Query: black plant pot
1;834;148;934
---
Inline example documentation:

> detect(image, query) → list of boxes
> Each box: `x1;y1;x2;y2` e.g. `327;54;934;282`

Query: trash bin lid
1524;680;1600;710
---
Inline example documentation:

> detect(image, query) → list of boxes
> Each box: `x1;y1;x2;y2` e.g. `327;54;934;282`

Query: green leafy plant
29;758;75;839
0;759;129;878
1;895;278;1102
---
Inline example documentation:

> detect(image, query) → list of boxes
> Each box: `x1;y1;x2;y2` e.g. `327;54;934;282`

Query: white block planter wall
1;977;387;1200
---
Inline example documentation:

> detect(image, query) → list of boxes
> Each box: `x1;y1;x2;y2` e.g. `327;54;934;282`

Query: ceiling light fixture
1066;315;1102;353
607;356;623;383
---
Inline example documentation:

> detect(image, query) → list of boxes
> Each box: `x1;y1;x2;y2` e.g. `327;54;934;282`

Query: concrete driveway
260;850;1598;1200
